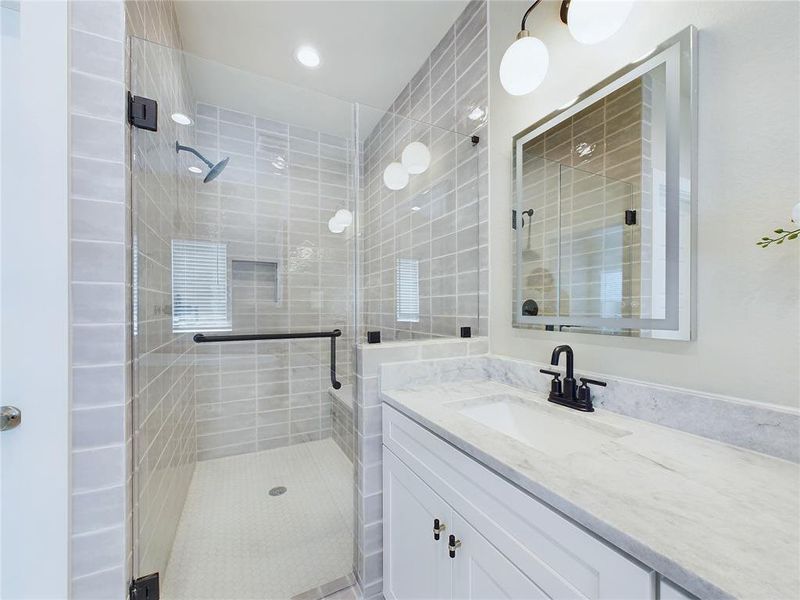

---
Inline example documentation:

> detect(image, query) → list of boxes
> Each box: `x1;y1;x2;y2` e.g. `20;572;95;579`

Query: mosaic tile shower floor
162;439;354;600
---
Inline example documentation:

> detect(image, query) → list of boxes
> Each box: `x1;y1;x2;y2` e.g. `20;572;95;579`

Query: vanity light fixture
171;112;192;126
561;0;635;45
501;0;635;96
295;45;321;68
499;0;549;96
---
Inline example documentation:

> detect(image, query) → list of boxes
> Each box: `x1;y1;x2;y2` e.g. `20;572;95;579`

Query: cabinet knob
448;534;461;558
433;518;446;541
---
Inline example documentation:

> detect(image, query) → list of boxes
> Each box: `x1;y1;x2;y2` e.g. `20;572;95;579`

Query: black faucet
540;345;606;412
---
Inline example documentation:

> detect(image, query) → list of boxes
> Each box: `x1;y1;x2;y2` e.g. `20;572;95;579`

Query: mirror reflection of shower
175;141;230;183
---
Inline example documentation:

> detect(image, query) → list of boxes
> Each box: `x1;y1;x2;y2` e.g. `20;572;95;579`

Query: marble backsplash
379;354;800;463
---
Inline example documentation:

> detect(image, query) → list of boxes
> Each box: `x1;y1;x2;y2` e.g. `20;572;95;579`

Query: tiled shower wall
126;0;199;583
360;0;488;341
190;103;356;461
129;33;198;579
354;2;489;597
69;2;129;597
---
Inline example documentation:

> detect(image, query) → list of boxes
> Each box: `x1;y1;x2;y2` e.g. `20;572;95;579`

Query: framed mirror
512;26;697;339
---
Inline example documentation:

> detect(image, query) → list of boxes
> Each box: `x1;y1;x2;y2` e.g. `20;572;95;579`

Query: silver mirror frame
512;25;697;339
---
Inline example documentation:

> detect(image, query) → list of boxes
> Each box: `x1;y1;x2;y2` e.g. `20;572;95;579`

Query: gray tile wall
517;78;646;321
127;0;198;584
331;386;355;463
68;2;129;598
190;103;356;460
129;34;198;579
359;0;489;342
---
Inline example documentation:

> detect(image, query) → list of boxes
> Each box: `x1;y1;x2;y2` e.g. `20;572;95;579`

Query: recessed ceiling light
171;112;193;126
295;46;321;68
188;166;203;174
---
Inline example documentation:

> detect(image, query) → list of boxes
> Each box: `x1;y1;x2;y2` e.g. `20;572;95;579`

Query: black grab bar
193;329;343;390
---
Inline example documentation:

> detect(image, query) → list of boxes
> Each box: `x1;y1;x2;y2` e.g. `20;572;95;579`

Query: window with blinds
396;258;420;323
171;240;231;332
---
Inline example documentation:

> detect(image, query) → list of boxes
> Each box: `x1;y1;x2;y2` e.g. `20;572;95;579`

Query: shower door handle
1;406;21;431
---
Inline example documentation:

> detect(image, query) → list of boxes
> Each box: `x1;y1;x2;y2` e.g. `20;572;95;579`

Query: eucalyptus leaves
757;203;800;248
757;228;799;248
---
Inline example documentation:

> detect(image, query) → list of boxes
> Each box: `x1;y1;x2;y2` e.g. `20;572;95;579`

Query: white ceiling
174;1;469;136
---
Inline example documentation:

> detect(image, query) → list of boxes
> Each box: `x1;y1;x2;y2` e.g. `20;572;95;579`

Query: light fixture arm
520;0;543;33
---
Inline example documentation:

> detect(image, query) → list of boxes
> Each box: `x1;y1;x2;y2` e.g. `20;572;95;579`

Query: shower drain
269;486;287;497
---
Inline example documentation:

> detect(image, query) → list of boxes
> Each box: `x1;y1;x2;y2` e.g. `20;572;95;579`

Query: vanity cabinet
383;404;656;600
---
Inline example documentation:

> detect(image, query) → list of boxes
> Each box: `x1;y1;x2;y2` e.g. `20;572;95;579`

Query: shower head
204;156;229;183
175;142;230;183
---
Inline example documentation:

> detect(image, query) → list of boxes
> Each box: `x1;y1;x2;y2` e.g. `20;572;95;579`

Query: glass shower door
130;36;357;599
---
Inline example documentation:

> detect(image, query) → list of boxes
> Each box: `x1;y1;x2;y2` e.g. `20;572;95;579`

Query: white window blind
171;240;231;332
396;258;419;323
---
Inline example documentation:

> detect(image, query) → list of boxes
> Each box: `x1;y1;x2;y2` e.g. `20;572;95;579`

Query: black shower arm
175;142;214;169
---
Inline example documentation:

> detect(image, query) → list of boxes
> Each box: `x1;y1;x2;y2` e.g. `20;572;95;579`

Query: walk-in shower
129;30;481;600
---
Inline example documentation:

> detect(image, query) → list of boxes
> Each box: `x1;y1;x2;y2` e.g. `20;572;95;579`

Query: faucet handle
579;377;606;387
540;369;563;397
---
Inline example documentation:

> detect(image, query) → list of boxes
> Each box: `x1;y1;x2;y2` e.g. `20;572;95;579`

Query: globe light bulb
328;217;346;234
566;0;634;45
499;35;549;96
401;142;431;175
383;162;409;191
334;209;353;227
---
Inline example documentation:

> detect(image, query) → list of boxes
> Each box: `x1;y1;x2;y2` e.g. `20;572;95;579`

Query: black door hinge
130;573;159;600
512;209;517;230
128;92;158;131
625;209;637;225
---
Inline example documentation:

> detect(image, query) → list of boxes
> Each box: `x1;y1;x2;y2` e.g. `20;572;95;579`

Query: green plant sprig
757;228;800;248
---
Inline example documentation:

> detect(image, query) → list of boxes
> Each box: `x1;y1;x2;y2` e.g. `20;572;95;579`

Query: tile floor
162;439;354;600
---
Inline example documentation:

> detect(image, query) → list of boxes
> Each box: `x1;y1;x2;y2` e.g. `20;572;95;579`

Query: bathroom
0;0;797;599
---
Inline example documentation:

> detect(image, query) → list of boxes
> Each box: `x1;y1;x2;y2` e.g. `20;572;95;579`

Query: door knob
1;406;21;431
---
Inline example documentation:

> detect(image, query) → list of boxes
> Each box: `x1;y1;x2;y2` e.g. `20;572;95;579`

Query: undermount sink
447;394;631;458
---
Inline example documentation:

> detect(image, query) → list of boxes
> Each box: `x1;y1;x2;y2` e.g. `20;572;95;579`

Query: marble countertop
381;380;800;600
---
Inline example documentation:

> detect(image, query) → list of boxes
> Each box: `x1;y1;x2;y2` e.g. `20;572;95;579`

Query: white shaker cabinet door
383;447;452;600
450;512;550;600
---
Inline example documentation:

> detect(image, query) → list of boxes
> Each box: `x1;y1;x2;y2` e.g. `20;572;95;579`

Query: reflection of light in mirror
334;209;353;227
188;166;202;173
401;142;431;175
468;106;486;121
634;47;657;63
383;162;409;190
328;217;346;234
559;96;580;110
575;142;596;157
411;206;421;212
